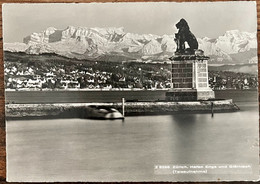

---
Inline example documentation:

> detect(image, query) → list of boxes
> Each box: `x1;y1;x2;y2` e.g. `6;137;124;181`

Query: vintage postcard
3;1;259;182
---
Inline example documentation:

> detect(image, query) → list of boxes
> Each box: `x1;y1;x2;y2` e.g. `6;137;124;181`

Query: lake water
6;90;259;182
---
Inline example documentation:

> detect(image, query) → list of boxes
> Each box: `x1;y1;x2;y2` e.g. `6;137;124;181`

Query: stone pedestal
166;56;215;101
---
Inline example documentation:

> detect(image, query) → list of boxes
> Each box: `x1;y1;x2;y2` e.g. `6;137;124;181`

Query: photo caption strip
154;164;252;175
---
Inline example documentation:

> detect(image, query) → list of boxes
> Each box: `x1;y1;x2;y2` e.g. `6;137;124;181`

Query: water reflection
170;114;199;164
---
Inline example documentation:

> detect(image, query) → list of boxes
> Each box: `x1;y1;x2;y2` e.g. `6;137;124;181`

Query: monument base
165;88;215;101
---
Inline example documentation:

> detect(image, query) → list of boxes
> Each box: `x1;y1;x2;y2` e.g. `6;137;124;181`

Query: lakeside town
4;55;257;91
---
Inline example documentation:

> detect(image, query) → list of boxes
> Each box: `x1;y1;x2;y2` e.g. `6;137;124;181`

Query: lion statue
174;18;198;55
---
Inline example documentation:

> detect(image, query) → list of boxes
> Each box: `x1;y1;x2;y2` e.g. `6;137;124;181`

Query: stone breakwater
5;99;239;119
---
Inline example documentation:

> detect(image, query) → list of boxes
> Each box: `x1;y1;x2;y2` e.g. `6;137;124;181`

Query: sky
3;1;257;43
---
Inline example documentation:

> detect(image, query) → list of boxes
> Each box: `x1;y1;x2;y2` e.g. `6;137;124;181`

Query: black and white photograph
3;1;259;182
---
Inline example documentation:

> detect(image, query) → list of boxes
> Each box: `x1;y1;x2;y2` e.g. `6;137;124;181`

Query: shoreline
5;99;240;119
5;88;257;92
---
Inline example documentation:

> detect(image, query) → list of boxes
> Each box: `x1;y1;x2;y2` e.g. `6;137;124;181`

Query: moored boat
85;105;124;120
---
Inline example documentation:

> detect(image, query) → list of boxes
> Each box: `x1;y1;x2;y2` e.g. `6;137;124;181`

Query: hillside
209;63;258;75
4;51;257;91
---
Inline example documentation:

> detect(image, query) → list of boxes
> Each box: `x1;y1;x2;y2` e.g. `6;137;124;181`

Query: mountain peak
46;27;57;31
66;25;75;29
4;27;257;64
226;29;240;33
44;27;57;36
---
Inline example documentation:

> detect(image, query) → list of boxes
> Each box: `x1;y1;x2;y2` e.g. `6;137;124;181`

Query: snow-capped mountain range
4;26;258;63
